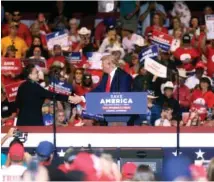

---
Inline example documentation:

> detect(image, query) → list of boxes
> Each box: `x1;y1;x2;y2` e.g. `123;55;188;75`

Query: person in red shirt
145;13;168;38
36;13;51;34
173;68;191;112
72;68;84;89
201;37;214;77
173;33;200;72
191;77;214;108
2;11;13;36
47;45;66;69
2;10;32;47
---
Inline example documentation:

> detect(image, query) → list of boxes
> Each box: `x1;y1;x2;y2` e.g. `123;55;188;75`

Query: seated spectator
185;61;206;90
30;22;48;48
127;52;140;78
122;24;144;53
35;13;51;34
169;17;183;36
145;13;168;39
171;1;191;28
155;106;173;127
72;68;84;89
1;143;27;181
67;18;80;52
2;10;32;46
158;81;181;121
173;34;200;72
2;11;13;36
1;22;28;58
26;36;49;59
201;37;214;77
56;110;68;127
42;102;54;126
28;46;46;61
1;88;17;126
47;44;66;69
185;107;203;126
98;25;121;53
173;68;191;112
188;17;200;39
171;28;182;53
69;107;86;126
50;10;68;32
191;77;214;108
133;164;155;181
138;1;166;36
121;162;137;181
4;45;17;58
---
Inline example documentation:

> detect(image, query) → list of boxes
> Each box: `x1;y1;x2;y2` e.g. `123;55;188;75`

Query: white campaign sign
145;57;167;78
205;14;214;40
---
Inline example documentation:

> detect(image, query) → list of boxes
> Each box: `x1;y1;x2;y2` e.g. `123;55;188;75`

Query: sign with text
46;31;69;51
86;52;103;70
23;59;46;68
205;14;214;40
4;81;25;102
1;57;22;74
139;45;159;63
49;79;72;96
145;57;167;78
86;92;147;114
151;30;173;52
65;52;82;64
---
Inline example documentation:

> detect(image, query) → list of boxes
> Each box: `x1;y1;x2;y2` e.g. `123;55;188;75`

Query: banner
23;59;46;68
150;30;173;52
86;92;147;114
139;45;158;63
64;52;82;64
4;81;25;102
145;57;167;78
49;79;72;96
87;52;103;70
205;14;214;40
46;31;69;51
1;57;22;74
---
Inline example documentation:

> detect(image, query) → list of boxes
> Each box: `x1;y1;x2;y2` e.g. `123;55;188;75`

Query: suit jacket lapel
110;68;119;92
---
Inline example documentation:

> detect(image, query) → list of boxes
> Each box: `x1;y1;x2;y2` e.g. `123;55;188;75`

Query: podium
86;92;147;125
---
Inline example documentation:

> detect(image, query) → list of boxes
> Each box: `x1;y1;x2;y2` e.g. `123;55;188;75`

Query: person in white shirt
185;62;205;90
122;24;144;53
1;143;27;182
155;107;172;127
98;25;121;53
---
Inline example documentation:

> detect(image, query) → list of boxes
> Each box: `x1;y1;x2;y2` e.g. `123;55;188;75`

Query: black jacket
16;80;68;126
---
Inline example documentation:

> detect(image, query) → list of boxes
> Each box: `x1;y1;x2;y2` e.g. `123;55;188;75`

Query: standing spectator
122;24;143;53
2;11;13;36
185;61;206;90
171;1;191;28
171;28;183;53
67;18;80;52
1;88;17;126
2;10;32;46
4;45;17;58
1;22;28;58
35;13;51;34
173;34;200;72
28;46;46;62
173;69;191;112
200;6;213;26
191;77;214;108
188;17;200;38
1;143;26;182
98;25;121;53
154;106;173;127
30;22;48;48
169;17;183;36
158;81;181;121
138;1;166;36
72;68;84;89
145;13;168;39
119;1;140;34
201;37;214;78
94;18;116;48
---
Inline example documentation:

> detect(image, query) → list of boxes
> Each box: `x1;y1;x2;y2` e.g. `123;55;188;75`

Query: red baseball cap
122;162;137;180
9;143;25;161
195;61;206;69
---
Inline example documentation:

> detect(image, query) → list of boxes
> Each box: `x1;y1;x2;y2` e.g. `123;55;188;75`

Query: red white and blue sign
49;79;72;96
139;45;159;63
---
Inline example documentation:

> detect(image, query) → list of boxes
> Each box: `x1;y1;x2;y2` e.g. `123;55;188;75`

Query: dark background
2;1;214;16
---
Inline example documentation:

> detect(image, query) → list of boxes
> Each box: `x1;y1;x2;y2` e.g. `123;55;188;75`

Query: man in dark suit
92;54;132;92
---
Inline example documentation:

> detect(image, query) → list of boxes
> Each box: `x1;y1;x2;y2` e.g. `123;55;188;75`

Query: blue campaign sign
65;52;82;64
49;78;72;96
86;92;147;115
85;52;94;60
46;30;66;41
139;45;158;63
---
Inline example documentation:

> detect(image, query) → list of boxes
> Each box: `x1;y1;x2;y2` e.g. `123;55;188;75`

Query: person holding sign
15;64;80;126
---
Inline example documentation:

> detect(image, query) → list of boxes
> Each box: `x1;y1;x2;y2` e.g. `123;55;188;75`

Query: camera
13;130;28;143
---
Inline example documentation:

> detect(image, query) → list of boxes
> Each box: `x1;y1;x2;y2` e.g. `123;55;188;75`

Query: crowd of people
1;1;214;127
1;128;214;181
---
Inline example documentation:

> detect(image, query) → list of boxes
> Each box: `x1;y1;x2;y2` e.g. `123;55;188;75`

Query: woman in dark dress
15;64;78;126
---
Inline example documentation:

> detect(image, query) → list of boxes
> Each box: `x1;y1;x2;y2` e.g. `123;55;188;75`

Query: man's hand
68;94;83;104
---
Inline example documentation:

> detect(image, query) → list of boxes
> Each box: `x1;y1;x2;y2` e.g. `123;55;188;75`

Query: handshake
68;94;84;104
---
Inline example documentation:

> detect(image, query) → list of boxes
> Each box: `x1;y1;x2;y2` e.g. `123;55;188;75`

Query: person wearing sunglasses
2;10;32;47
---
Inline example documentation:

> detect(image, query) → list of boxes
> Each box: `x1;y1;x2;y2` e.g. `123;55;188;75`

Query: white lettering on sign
100;98;133;104
3;62;15;66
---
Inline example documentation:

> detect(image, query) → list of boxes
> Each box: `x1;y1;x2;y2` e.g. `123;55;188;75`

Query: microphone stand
176;72;180;156
52;75;57;153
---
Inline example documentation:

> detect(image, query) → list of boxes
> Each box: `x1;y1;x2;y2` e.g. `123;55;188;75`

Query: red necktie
105;75;111;92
